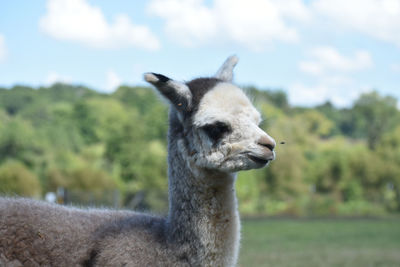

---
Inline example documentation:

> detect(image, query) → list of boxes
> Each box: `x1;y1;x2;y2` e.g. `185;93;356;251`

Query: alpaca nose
258;134;276;151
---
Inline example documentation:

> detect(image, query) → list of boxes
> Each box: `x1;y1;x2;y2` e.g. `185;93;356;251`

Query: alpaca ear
144;72;192;111
215;55;239;82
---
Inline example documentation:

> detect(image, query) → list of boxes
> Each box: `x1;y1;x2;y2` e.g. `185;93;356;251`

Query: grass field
239;218;400;267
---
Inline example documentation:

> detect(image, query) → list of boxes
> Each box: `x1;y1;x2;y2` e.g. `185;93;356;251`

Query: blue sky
1;0;399;107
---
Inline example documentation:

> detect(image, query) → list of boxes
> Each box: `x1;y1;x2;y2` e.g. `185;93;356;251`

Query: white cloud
312;0;400;47
104;70;122;93
274;0;310;22
0;34;7;62
288;80;370;107
45;71;72;85
40;0;160;50
289;83;330;106
391;63;400;73
299;46;373;75
147;0;217;46
294;46;374;107
148;0;400;49
147;0;310;50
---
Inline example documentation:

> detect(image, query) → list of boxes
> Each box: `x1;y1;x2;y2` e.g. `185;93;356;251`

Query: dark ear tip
143;73;170;84
153;73;170;83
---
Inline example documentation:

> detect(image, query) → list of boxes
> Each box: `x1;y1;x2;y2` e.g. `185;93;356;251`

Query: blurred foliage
0;160;41;197
0;83;399;216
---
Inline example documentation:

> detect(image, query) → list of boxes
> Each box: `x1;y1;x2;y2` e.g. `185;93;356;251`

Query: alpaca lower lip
248;155;270;165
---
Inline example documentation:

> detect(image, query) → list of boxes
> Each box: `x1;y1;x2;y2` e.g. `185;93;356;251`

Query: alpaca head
144;56;275;173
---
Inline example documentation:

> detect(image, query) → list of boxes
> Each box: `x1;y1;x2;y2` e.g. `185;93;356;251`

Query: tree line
0;83;399;216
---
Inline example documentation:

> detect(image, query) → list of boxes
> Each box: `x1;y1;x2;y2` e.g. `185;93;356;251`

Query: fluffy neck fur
165;109;240;267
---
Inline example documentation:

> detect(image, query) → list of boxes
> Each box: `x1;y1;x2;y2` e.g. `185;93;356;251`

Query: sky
0;0;399;107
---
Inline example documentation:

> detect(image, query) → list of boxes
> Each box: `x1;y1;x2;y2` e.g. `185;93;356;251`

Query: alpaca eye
201;121;231;142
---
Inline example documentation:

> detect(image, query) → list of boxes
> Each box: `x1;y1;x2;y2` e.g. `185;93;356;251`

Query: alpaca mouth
248;155;270;165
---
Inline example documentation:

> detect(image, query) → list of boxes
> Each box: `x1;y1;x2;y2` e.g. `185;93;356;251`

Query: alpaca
0;56;276;267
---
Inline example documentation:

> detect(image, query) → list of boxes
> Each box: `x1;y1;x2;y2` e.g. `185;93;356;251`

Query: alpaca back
0;198;145;266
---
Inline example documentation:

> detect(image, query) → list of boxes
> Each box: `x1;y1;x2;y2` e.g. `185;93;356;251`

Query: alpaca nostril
258;135;276;151
261;143;275;151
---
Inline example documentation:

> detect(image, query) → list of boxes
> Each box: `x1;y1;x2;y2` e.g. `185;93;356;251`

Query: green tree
377;126;400;211
38;83;97;103
350;91;398;149
0;118;43;167
295;110;334;138
305;139;348;198
0;160;41;197
0;85;37;115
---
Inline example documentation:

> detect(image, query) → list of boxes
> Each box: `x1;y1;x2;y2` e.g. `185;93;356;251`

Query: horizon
1;80;396;110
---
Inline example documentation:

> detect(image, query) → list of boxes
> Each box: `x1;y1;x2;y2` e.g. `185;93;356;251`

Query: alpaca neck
166;126;240;266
